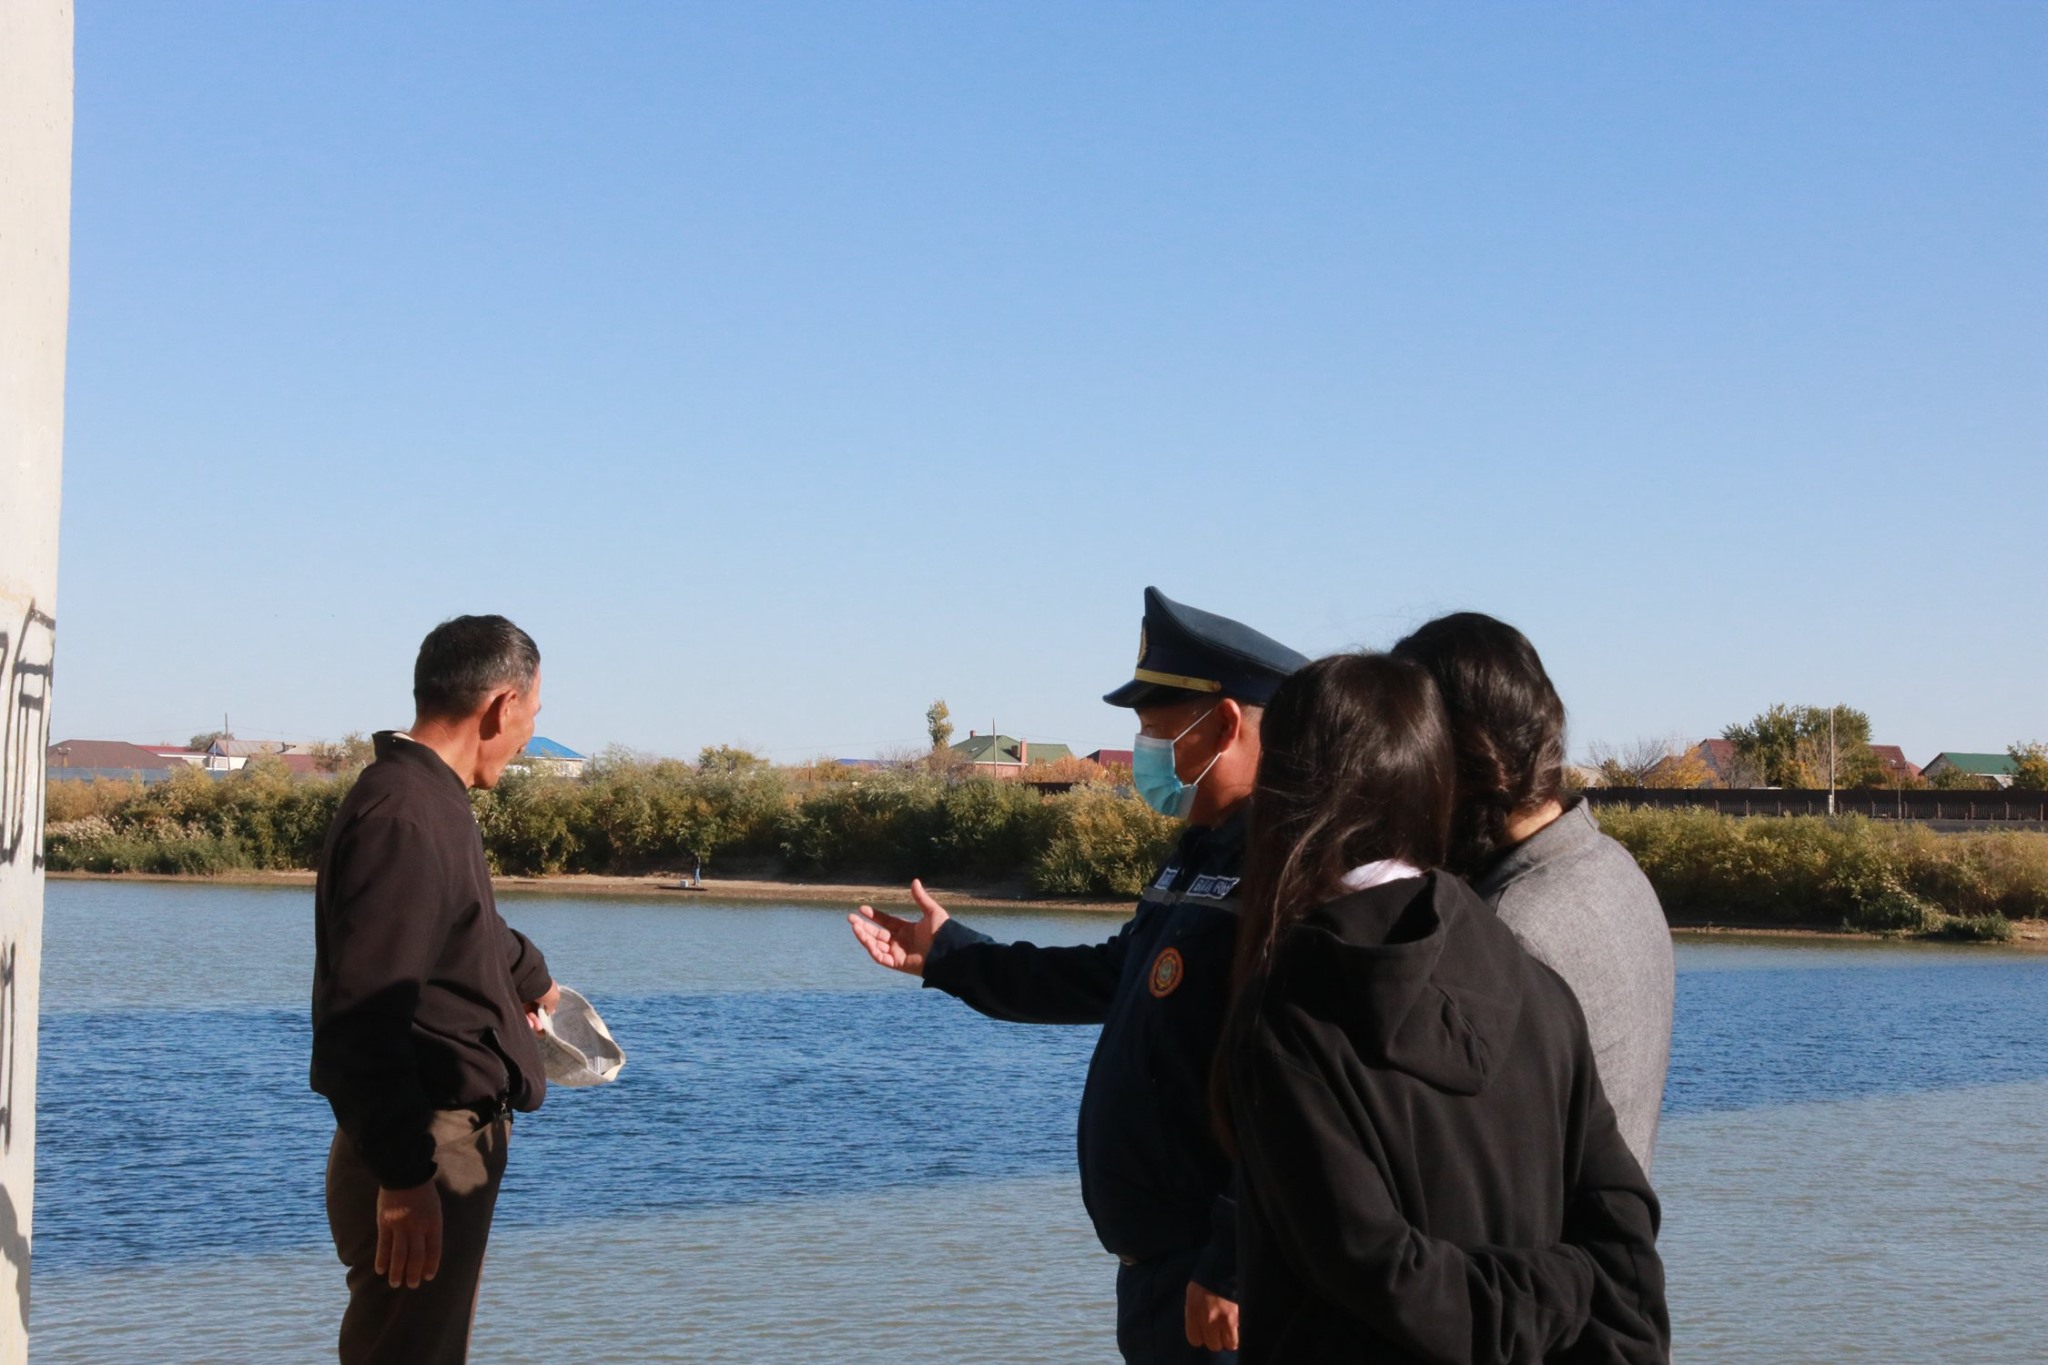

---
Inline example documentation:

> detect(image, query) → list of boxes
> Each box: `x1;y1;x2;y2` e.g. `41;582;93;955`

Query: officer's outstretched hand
848;878;950;977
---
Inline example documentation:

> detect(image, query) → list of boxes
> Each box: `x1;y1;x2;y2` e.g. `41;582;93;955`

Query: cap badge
1148;946;1184;999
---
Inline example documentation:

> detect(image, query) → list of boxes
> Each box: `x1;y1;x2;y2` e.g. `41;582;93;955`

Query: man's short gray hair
413;615;541;720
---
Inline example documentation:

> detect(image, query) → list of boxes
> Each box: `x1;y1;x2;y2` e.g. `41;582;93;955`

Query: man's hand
374;1179;443;1289
847;879;950;977
1185;1282;1239;1352
525;979;562;1033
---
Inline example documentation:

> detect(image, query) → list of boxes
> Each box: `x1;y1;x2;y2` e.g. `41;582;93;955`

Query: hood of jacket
1269;871;1526;1096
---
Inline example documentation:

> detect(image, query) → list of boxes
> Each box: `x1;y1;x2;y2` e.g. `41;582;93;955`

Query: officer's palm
848;878;950;977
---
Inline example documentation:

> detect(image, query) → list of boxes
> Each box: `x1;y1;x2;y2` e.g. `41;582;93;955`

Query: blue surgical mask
1132;707;1222;819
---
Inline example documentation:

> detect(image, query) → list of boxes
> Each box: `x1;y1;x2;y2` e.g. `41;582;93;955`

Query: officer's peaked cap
1104;587;1310;709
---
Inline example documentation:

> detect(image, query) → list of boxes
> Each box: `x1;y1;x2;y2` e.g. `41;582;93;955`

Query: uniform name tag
1153;865;1181;891
1186;875;1240;899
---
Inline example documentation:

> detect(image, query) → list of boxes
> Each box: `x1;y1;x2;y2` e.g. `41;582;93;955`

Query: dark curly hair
1390;613;1566;877
1231;652;1454;990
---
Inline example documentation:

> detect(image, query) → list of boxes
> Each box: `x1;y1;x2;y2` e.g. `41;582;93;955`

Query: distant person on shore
1391;613;1674;1170
1220;653;1669;1363
850;587;1308;1364
311;615;562;1364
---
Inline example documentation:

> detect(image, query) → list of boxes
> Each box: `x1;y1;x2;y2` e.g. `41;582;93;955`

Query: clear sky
55;2;2046;765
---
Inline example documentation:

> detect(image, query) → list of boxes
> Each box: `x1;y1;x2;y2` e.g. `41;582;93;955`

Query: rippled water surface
30;881;2048;1362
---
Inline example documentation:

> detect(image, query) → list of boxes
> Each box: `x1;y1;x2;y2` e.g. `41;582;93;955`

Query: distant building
1921;752;2017;789
520;736;587;777
46;739;183;784
205;738;313;772
141;745;206;768
949;731;1074;778
1086;748;1134;770
1866;746;1921;785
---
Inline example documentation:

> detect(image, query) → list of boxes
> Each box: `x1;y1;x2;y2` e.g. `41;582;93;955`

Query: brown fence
1581;787;2048;826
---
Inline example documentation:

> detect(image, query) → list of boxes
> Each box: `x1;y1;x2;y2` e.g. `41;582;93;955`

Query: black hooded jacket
1224;872;1669;1364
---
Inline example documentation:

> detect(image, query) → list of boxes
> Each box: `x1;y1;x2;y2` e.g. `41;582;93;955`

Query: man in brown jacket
312;615;560;1364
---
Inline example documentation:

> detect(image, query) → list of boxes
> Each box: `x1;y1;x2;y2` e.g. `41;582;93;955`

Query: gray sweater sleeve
1477;804;1676;1172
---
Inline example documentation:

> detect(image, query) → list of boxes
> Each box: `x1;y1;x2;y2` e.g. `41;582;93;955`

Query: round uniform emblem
1148;946;1184;998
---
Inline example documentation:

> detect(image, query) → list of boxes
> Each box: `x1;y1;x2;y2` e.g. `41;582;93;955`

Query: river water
28;881;2048;1362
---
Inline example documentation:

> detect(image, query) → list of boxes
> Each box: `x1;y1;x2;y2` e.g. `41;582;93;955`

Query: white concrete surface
0;0;73;1357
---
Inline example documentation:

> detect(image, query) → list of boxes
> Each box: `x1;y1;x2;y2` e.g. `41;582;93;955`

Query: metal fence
1581;787;2048;825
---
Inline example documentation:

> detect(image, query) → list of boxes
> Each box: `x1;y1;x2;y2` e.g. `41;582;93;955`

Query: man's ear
478;689;513;740
1216;698;1246;748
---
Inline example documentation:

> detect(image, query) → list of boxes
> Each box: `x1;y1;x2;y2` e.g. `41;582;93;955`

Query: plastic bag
536;985;625;1086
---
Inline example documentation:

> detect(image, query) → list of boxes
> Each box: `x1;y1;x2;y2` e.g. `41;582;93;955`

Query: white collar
1338;858;1424;892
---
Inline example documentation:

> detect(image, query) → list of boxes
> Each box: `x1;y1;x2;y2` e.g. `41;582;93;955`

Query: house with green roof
1921;752;2017;788
949;731;1074;776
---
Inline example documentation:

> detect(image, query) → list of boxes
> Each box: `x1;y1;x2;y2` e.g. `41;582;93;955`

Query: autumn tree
2009;742;2048;792
1644;746;1716;789
926;698;954;752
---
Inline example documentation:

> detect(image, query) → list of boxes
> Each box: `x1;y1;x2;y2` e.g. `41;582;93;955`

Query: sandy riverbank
47;868;1131;913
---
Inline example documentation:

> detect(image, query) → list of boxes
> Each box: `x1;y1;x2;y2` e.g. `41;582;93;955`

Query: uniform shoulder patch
1153;864;1181;891
1148;946;1185;998
1187;875;1240;899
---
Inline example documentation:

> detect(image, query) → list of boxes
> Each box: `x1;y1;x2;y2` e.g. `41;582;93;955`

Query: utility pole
1827;707;1837;817
0;3;74;1354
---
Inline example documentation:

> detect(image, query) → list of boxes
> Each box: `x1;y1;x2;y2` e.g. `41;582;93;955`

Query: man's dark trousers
1116;1248;1239;1365
326;1109;509;1365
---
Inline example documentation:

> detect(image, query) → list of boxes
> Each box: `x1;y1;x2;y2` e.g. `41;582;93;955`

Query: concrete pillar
0;0;74;1355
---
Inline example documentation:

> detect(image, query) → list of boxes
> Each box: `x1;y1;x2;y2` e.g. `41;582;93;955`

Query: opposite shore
48;868;2048;949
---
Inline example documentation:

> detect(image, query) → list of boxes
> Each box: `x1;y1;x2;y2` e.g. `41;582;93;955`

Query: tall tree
1724;704;1877;788
926;698;954;752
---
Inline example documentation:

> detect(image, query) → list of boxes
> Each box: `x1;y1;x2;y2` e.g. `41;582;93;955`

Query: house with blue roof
520;736;586;777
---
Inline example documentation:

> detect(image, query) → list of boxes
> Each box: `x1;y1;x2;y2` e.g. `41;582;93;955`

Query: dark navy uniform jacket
923;811;1245;1297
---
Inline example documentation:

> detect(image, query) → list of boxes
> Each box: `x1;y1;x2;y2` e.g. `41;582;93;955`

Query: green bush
1031;788;1180;897
43;761;343;874
1592;805;2037;937
45;815;251;876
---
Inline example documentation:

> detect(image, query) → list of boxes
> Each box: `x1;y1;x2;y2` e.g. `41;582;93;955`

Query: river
28;880;2048;1361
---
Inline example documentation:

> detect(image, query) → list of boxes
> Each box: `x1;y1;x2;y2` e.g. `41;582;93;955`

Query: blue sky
55;2;2045;764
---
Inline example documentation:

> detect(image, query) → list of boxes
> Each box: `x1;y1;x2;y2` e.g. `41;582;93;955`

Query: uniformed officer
849;587;1308;1364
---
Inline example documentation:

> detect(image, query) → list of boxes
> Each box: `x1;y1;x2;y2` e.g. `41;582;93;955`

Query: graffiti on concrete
0;602;55;871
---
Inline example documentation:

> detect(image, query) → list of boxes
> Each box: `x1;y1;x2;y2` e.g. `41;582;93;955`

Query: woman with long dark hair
1391;613;1674;1172
1221;654;1668;1364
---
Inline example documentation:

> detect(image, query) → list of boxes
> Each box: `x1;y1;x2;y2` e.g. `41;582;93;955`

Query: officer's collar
1179;805;1247;856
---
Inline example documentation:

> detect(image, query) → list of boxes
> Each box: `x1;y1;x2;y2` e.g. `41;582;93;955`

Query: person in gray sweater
1393;614;1674;1170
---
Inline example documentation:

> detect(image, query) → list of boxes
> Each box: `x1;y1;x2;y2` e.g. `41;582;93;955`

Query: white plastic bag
536;985;625;1086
